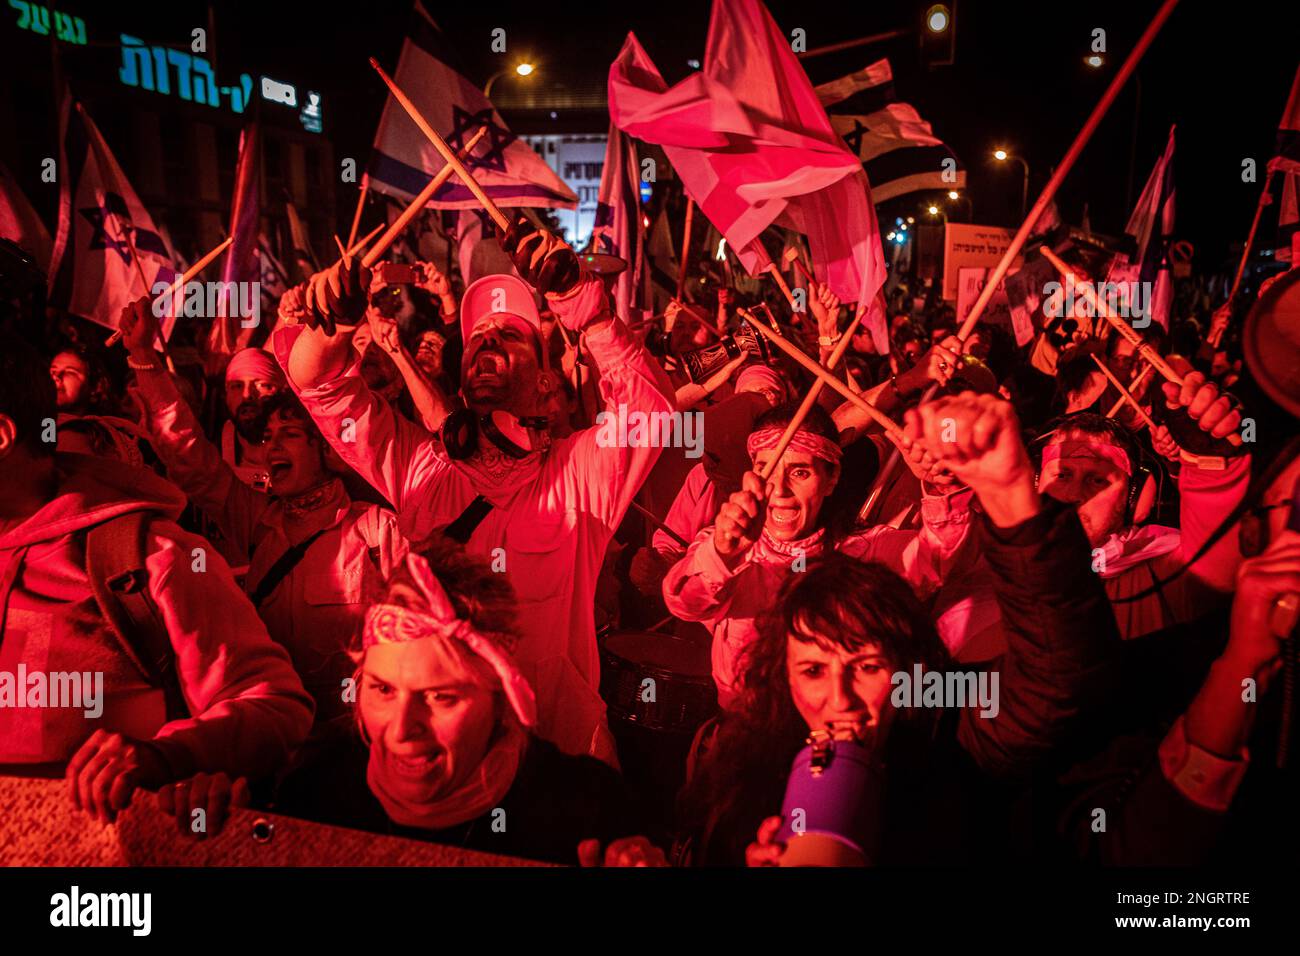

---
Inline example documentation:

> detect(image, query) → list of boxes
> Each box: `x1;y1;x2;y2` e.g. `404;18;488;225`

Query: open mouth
268;459;293;482
768;505;801;529
387;749;443;778
471;350;508;379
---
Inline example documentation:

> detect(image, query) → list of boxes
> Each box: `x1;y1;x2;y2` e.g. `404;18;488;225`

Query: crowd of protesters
0;194;1296;866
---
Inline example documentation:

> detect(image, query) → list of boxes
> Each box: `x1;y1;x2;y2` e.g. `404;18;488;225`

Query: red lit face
50;351;89;410
787;627;895;744
224;375;280;435
262;410;326;498
359;623;499;810
749;448;838;542
414;330;447;378
1039;434;1130;545
462;315;543;416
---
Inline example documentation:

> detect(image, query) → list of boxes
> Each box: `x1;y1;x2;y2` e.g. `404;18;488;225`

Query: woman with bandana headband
662;403;979;708
159;541;664;866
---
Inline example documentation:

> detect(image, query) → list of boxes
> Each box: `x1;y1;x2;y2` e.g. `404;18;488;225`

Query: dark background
6;0;1300;270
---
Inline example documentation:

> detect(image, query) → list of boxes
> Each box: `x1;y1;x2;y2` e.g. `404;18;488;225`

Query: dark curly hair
678;553;949;865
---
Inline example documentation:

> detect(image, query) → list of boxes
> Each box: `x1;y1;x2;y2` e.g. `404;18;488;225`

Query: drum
599;630;717;734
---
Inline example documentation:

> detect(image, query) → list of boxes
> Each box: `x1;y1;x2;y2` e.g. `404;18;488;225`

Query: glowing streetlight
927;205;939;216
484;63;536;97
947;190;959;200
993;148;1008;162
925;4;950;33
1085;54;1103;68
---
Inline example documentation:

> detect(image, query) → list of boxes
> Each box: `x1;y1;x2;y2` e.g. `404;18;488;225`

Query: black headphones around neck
442;403;550;461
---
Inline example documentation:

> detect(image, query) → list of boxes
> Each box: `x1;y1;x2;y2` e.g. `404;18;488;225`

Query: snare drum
599;630;717;734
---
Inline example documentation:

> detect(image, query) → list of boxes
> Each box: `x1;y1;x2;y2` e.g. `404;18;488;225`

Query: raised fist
116;295;162;357
808;281;841;336
888;426;961;492
304;257;371;335
713;470;767;565
499;214;580;296
277;282;310;327
907;392;1033;496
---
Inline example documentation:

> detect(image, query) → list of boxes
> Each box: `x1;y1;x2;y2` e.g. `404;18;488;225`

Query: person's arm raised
286;258;371;389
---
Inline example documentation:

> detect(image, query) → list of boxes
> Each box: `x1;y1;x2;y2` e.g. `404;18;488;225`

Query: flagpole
676;197;694;301
1214;168;1275;347
106;236;234;346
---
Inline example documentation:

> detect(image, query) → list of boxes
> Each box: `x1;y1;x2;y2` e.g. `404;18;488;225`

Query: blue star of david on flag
80;192;168;264
445;106;516;174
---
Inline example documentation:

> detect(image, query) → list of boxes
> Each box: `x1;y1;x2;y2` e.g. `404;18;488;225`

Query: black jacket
272;723;639;865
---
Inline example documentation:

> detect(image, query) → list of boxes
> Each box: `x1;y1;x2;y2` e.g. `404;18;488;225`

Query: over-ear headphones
442;402;550;461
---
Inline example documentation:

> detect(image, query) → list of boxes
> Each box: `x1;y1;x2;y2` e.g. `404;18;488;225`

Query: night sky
18;0;1300;269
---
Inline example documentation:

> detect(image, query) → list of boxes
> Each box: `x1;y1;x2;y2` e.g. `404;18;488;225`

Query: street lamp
1085;54;1104;68
484;62;535;98
992;147;1029;218
925;4;950;33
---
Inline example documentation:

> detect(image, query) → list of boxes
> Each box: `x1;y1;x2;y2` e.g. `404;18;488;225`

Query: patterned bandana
362;553;537;729
746;426;843;467
280;478;342;520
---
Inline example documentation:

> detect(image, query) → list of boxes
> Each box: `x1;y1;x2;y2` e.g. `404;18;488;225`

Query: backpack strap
443;495;493;545
248;527;331;607
85;511;188;720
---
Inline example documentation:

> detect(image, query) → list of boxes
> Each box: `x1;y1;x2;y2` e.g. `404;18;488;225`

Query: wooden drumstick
1039;247;1242;448
346;222;384;258
754;303;868;481
106;236;235;346
360;125;489;269
1090;354;1157;430
1106;362;1153;418
740;308;902;440
370;58;509;232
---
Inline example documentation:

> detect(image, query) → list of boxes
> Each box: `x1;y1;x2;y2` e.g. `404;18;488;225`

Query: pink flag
1268;64;1300;174
0;160;52;270
607;0;885;324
